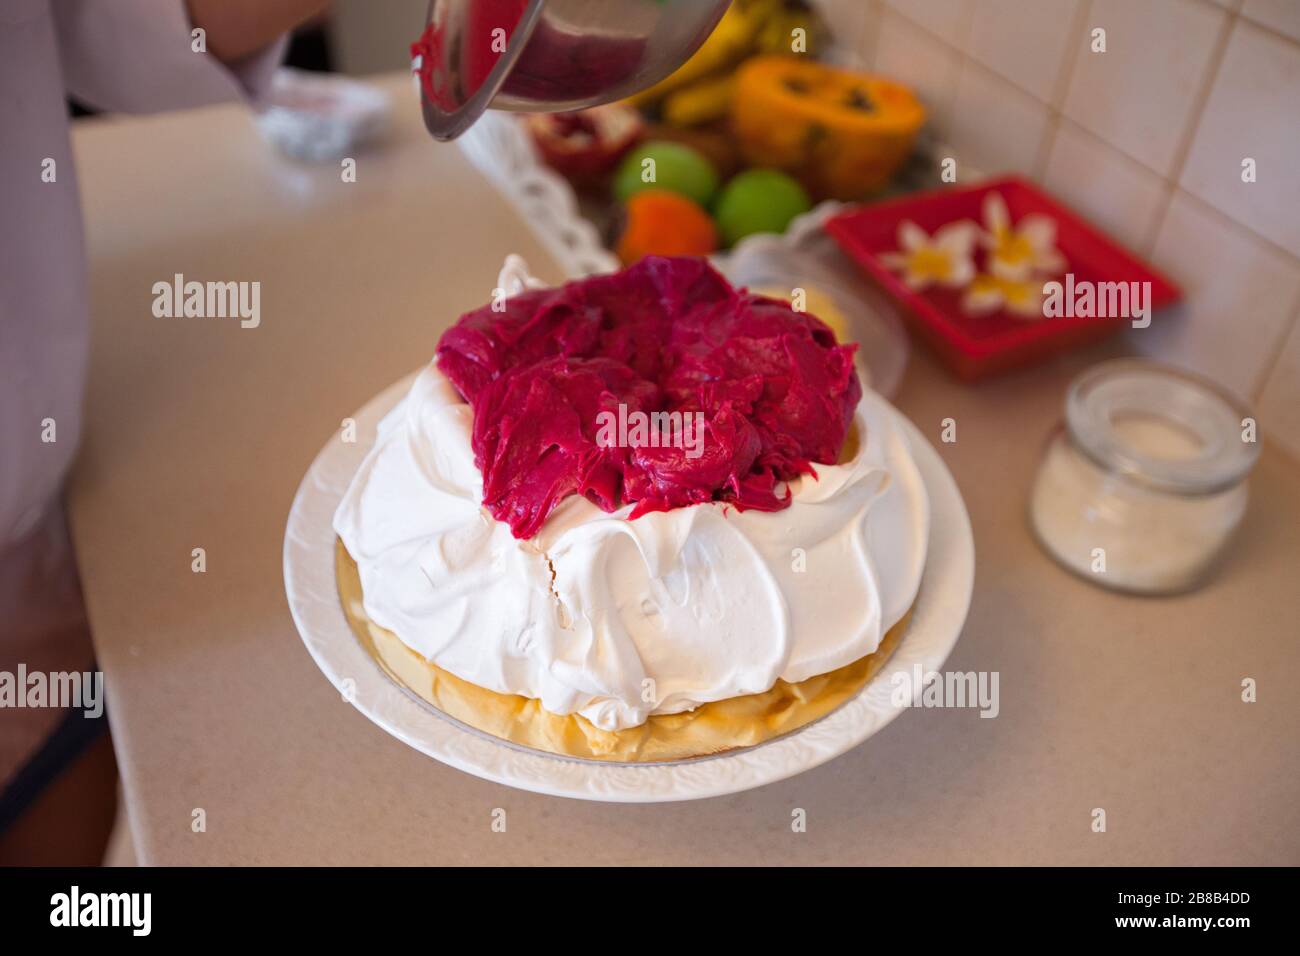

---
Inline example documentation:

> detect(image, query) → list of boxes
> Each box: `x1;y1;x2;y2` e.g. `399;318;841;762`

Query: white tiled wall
1062;0;1225;177
1180;19;1300;256
1145;192;1300;395
964;0;1081;100
819;0;1300;458
1041;120;1166;254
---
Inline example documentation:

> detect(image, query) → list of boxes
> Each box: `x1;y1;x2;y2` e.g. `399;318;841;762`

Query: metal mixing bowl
416;0;730;140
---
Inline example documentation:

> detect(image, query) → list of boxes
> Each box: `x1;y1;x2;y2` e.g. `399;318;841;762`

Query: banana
626;0;779;109
756;0;826;56
662;74;738;126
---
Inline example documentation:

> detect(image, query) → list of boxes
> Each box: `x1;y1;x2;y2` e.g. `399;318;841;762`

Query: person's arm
185;0;329;64
52;0;324;115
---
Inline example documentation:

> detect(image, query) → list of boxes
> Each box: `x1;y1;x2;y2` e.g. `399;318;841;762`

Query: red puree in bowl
436;256;861;539
411;4;646;112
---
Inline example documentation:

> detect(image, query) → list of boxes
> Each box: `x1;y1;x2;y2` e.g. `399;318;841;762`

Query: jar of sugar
1030;359;1259;595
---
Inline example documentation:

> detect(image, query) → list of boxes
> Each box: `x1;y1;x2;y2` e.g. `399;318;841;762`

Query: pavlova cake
334;256;928;762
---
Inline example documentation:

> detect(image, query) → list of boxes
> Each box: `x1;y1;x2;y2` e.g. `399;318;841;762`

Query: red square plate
825;176;1180;380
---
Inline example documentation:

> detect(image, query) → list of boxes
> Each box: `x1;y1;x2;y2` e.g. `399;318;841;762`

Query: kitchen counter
67;76;1299;865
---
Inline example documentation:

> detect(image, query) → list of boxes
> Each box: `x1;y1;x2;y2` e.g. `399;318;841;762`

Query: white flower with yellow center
879;219;978;291
980;193;1066;281
963;272;1047;319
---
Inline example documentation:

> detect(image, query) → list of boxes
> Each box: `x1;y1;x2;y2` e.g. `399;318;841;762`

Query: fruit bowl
513;0;923;265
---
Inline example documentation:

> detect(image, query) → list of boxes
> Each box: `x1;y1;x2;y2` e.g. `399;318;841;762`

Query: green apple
713;169;812;246
614;141;720;207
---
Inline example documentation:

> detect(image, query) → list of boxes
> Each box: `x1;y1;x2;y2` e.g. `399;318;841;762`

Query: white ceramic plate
284;374;974;802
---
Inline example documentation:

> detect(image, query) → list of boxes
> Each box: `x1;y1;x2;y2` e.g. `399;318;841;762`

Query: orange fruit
616;190;718;264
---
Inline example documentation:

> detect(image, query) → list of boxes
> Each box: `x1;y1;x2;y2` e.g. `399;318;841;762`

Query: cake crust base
336;539;908;763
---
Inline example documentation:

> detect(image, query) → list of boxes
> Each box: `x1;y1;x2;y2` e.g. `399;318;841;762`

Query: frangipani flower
880;219;979;291
980;193;1066;281
963;273;1047;319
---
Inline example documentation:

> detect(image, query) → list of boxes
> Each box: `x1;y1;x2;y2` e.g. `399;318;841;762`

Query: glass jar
1030;359;1260;595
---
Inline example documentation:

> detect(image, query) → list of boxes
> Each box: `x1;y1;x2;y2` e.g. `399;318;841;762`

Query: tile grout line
877;3;964;118
1142;5;1238;253
953;0;976;51
860;0;883;70
1166;7;1238;189
1190;0;1243;14
1032;0;1096;180
1250;288;1300;401
1240;16;1300;49
1031;110;1061;183
947;0;976;151
1139;188;1176;258
1051;0;1095;114
1164;184;1300;267
879;1;965;56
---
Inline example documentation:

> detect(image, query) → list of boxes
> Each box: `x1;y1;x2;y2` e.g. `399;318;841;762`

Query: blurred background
139;0;1296;454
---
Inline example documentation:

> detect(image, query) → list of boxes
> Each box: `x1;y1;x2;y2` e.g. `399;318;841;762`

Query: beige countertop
67;77;1299;866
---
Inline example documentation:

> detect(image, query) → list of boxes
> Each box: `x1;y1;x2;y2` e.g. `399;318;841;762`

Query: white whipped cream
334;361;930;732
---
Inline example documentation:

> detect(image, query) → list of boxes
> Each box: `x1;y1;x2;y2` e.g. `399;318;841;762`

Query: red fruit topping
436;256;861;539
